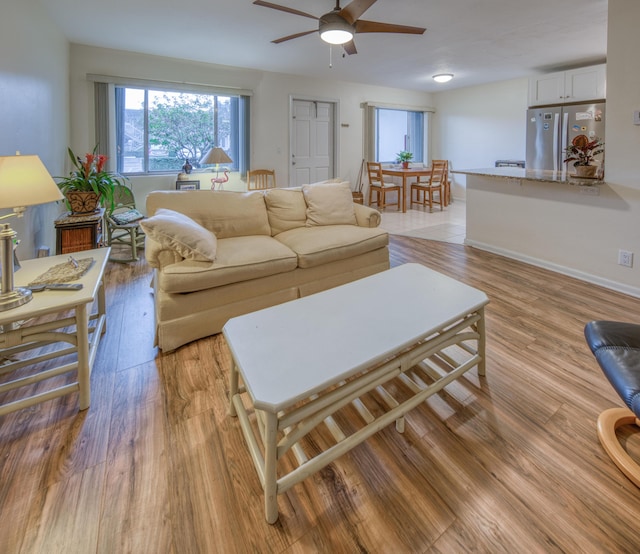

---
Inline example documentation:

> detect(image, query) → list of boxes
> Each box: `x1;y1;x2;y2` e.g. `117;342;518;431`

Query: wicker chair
106;184;145;263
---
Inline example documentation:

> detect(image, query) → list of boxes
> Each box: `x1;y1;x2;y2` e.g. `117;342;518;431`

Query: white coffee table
224;263;489;523
0;248;109;415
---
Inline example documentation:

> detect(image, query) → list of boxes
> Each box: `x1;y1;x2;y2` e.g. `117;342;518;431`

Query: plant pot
402;162;409;169
574;165;598;178
65;191;100;215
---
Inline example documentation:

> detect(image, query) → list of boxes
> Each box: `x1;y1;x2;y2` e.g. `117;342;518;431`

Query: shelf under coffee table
223;263;489;524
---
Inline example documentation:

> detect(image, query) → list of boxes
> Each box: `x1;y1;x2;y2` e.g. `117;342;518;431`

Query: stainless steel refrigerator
526;102;605;171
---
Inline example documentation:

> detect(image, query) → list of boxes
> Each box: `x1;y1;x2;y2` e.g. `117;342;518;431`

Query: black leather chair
585;320;640;487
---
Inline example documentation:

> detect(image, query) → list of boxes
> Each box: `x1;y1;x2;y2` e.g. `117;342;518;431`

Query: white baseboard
464;239;640;299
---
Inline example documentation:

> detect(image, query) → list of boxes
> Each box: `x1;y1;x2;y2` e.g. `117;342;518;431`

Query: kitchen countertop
452;167;605;186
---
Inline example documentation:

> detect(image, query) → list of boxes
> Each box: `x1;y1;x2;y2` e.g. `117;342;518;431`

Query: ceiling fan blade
253;0;318;21
343;40;358;55
339;0;378;25
272;29;317;44
354;19;426;35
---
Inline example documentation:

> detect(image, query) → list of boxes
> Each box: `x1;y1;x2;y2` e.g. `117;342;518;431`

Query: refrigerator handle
553;113;560;172
561;112;569;171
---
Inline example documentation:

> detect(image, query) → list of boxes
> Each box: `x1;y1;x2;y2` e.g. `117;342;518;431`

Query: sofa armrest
354;203;382;228
144;236;184;268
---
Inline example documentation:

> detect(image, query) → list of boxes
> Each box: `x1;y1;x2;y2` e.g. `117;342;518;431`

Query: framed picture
176;180;200;190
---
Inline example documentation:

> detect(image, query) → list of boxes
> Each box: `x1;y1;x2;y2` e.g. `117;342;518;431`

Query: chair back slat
429;160;448;185
247;169;276;190
367;162;384;186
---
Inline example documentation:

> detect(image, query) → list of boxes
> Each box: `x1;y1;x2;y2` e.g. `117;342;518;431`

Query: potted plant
57;146;127;214
396;150;414;169
563;134;604;178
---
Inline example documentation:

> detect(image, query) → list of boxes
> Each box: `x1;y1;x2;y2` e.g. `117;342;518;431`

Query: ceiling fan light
320;28;353;45
319;12;354;45
433;73;454;83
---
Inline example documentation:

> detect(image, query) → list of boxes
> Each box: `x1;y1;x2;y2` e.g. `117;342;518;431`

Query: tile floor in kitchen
379;198;466;244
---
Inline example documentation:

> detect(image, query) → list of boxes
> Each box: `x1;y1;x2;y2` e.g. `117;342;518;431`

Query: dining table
380;166;434;213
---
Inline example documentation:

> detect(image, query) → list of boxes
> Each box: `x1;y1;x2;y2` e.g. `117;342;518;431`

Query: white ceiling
42;0;608;92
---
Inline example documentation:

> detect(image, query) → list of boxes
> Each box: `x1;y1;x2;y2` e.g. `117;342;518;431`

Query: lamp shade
200;147;233;165
0;153;63;210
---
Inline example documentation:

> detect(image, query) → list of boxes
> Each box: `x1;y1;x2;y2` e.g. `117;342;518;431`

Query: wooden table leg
402;175;407;212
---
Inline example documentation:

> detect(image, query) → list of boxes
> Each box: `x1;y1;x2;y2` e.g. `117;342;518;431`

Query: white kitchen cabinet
528;64;606;106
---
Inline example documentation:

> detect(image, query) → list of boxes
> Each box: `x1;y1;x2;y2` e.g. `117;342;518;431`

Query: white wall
1;0;68;258
431;78;529;199
69;44;433;210
463;0;640;295
604;0;640;188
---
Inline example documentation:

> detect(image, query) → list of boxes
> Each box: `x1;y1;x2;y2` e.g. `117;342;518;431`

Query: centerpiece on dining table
396;150;413;169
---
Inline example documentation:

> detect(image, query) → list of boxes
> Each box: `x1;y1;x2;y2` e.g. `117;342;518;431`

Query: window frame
363;101;434;165
90;75;251;178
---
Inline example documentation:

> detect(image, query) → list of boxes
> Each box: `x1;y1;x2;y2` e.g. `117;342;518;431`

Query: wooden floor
2;236;640;553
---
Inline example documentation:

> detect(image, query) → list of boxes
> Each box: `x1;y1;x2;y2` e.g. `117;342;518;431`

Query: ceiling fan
253;0;426;55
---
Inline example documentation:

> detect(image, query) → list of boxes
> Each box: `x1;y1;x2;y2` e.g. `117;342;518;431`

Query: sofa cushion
264;188;308;235
302;182;357;227
146;190;271;238
140;208;217;262
158;235;298;293
275;225;388;269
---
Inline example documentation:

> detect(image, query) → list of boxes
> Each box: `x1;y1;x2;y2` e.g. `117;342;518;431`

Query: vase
574;165;598;178
402;162;409;169
65;191;100;215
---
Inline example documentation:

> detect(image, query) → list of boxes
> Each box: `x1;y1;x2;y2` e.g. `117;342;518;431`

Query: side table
0;247;110;415
55;208;105;254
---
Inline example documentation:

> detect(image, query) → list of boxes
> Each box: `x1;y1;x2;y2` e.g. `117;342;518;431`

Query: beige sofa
143;182;389;351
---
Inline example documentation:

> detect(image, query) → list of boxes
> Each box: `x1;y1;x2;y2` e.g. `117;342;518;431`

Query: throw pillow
302;182;357;227
264;188;308;235
140;208;217;261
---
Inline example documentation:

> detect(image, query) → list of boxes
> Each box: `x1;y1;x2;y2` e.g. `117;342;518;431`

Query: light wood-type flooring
2;236;640;553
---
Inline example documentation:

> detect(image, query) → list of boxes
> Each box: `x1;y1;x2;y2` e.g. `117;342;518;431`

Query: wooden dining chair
410;160;448;212
247;169;276;190
367;162;401;210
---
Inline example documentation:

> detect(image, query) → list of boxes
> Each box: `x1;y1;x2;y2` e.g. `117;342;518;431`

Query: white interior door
291;99;335;186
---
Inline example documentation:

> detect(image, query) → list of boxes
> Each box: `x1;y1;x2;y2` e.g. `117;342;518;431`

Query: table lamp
200;147;233;190
0;152;63;311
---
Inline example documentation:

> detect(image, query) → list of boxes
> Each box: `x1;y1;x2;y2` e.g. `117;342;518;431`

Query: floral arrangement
56;146;128;210
563;134;604;167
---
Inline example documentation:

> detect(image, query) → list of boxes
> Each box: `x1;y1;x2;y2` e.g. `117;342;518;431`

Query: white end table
0;247;110;415
224;263;489;523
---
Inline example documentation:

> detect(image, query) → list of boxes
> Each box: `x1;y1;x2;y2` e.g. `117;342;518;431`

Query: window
375;108;425;163
363;103;432;164
112;86;249;175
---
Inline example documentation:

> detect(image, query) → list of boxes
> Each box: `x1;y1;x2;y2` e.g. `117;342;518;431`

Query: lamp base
0;286;32;312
